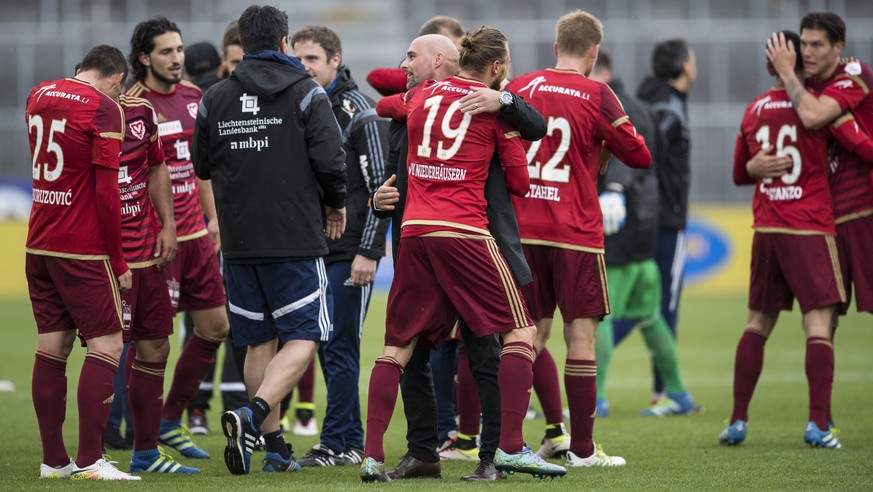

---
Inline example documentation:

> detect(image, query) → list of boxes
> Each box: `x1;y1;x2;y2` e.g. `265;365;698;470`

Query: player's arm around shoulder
500;92;546;141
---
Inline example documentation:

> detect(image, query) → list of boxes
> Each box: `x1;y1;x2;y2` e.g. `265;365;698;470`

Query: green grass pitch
1;293;871;490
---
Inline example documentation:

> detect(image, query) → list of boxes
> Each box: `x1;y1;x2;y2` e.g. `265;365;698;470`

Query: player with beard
365;27;566;482
125;16;230;460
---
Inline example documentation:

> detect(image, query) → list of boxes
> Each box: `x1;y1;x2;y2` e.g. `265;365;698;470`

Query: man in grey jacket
192;5;347;476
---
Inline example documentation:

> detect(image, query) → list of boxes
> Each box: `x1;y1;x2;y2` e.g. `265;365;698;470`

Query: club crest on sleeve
845;61;862;76
129;120;145;140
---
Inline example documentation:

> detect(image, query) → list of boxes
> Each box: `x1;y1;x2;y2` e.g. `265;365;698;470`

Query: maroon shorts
521;244;610;320
836;214;873;314
26;254;122;340
121;265;175;342
163;234;226;313
386;236;533;349
748;232;844;313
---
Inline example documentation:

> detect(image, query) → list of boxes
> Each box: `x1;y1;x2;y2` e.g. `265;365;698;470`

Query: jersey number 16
754;124;802;184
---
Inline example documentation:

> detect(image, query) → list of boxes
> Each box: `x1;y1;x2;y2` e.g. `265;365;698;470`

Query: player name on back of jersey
526;183;561;202
408;162;467;181
759;181;802;201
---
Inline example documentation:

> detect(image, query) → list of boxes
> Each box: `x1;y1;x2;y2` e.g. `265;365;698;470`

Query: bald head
401;34;460;88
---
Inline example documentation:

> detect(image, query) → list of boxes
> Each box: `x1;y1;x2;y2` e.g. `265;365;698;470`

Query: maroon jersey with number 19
734;88;873;234
126;80;205;241
506;69;650;252
119;95;165;267
26;78;124;258
400;76;529;238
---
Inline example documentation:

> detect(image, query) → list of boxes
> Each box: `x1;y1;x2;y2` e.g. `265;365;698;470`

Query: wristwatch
499;91;514;109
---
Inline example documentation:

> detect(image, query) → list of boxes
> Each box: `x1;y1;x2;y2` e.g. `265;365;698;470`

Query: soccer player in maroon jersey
768;14;873;323
723;29;873;449
27;45;139;481
363;28;566;482
125;16;229;459
117;93;200;473
506;10;651;467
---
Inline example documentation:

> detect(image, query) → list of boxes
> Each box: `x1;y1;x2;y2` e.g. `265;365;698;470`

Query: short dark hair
80;44;128;85
596;49;612;71
652;38;692;80
129;17;182;82
291;25;343;60
800;12;846;45
419;16;464;38
222;21;241;54
238;5;288;54
767;30;803;76
459;27;509;75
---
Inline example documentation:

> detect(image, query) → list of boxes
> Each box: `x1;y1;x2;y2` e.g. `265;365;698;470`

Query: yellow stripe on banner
486;240;525;328
102;260;123;328
825;235;847;303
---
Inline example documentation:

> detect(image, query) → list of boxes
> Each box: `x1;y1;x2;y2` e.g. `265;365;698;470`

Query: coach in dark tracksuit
373;91;544;481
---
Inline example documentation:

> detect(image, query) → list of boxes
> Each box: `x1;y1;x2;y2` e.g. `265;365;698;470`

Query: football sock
456;348;482;436
639;315;686;393
594;319;614;399
565;359;596;458
128;359;166;451
497;341;535;454
730;330;766;423
363;357;403;462
32;350;69;467
249;397;270;432
263;430;290;459
806;337;834;430
532;347;564;426
77;352;119;467
161;333;221;421
123;343;136;387
298;359;316;404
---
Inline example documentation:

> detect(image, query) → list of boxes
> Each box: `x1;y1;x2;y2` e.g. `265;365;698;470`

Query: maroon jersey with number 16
733;88;873;234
